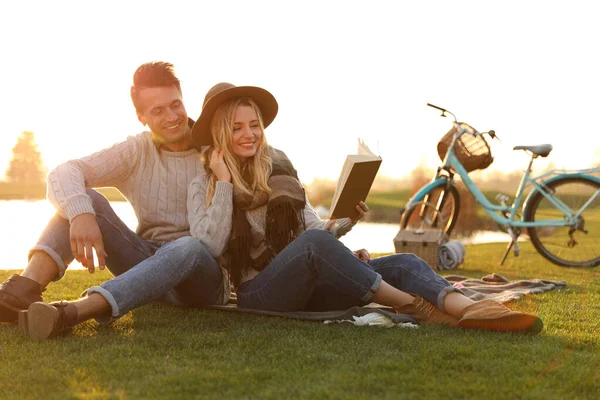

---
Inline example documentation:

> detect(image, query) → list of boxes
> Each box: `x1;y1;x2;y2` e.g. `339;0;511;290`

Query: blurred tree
5;131;46;183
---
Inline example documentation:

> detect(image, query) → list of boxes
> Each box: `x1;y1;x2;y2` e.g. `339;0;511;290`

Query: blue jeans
237;229;460;312
30;189;224;321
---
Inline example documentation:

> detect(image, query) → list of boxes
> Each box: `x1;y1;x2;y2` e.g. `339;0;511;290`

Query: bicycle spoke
526;177;600;267
400;185;460;236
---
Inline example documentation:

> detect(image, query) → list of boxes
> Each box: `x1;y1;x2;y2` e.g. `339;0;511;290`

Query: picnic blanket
446;273;567;303
209;303;416;325
207;273;566;326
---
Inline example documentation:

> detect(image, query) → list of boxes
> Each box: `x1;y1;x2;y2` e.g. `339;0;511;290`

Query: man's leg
28;189;159;283
1;189;158;321
84;236;223;322
25;237;224;339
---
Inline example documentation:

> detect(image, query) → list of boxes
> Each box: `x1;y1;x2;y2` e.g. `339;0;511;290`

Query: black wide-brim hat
191;82;279;147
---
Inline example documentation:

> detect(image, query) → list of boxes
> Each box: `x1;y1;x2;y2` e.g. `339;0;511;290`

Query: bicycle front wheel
525;177;600;267
400;185;460;235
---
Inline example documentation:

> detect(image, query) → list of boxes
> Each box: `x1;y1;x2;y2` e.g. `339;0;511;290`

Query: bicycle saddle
513;144;553;157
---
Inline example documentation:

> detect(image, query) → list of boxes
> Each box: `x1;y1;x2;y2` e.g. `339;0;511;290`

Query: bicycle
400;103;600;267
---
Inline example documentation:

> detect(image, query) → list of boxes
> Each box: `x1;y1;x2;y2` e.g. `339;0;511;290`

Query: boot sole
27;302;60;340
0;299;22;322
17;310;29;335
458;313;543;334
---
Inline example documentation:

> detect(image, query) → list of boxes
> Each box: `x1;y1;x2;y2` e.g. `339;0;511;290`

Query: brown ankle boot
0;274;43;322
395;296;459;327
24;301;79;340
457;300;543;334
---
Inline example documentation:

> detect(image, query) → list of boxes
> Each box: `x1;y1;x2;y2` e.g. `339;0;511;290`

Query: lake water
0;200;513;270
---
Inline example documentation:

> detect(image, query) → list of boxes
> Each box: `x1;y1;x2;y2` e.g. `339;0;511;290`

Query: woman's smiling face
231;104;263;163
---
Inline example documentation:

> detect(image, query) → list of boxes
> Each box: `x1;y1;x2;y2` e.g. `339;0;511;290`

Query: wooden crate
393;228;448;270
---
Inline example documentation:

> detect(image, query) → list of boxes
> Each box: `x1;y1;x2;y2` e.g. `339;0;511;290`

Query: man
0;62;226;339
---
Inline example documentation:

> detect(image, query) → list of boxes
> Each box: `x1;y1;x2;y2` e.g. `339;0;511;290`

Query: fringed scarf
228;147;306;287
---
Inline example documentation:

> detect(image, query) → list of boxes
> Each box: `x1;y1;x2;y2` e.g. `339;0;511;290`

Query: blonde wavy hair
204;97;273;206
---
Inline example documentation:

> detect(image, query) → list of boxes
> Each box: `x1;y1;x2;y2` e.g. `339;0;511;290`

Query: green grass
1;242;599;399
365;189;411;210
308;188;411;212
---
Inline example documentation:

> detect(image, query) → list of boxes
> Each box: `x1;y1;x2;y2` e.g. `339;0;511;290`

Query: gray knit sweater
187;176;355;284
47;131;204;242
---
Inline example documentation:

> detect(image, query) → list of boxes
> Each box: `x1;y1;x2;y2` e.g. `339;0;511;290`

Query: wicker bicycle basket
437;124;493;172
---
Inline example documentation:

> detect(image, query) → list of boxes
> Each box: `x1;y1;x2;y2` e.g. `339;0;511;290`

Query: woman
188;82;543;333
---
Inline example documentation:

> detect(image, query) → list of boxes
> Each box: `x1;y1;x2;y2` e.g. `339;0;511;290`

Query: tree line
3;131;45;184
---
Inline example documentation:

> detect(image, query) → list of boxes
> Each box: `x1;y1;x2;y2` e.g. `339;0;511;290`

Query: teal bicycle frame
407;125;600;230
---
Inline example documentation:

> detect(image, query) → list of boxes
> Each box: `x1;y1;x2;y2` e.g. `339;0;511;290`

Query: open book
329;139;382;219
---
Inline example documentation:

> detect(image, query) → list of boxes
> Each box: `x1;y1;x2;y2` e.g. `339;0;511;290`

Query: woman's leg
237;230;437;315
304;253;461;313
369;254;543;332
237;230;384;312
368;253;469;315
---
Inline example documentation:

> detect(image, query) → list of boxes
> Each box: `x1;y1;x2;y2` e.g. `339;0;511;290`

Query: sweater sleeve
188;178;233;258
303;197;355;238
46;135;142;222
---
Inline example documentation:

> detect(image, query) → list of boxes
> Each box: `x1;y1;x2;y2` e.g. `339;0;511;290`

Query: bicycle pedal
513;243;520;257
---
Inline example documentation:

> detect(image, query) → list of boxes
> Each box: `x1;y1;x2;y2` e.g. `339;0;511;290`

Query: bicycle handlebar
427;103;446;112
427;103;498;140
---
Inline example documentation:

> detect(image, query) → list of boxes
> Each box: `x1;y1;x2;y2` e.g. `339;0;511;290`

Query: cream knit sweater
47;131;204;243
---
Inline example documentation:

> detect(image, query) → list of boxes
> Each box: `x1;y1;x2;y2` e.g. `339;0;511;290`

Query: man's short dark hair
130;61;182;113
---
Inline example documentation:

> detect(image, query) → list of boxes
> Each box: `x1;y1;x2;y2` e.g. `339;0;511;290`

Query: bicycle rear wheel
400;185;460;235
525;177;600;267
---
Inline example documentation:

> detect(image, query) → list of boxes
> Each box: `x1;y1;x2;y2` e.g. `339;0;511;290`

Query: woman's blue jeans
237;229;460;313
29;189;224;321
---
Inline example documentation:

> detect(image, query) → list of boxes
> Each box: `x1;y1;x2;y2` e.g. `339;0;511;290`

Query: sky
1;0;599;185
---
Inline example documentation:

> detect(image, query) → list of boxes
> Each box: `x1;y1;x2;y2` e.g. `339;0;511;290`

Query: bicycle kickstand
499;241;513;265
499;228;520;265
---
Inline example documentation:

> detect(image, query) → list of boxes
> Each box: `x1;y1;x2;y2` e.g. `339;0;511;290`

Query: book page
330;157;352;211
357;138;376;156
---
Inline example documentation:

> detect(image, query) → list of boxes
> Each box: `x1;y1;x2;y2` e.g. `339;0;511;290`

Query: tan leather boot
395;295;459;327
0;274;43;322
457;300;543;333
24;301;79;340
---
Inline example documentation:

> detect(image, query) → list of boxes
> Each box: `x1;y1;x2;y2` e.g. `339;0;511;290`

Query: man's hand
70;213;107;274
209;148;232;182
353;248;371;262
350;201;369;224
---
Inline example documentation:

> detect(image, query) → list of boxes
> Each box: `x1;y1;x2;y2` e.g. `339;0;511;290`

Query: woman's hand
349;201;369;224
209;148;231;182
353;248;371;262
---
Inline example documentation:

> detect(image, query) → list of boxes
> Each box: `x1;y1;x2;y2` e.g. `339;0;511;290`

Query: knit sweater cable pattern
47;132;205;243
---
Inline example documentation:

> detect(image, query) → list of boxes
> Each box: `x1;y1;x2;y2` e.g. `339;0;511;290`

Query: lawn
1;241;599;400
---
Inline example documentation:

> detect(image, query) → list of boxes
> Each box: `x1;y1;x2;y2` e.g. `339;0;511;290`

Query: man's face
136;85;190;151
